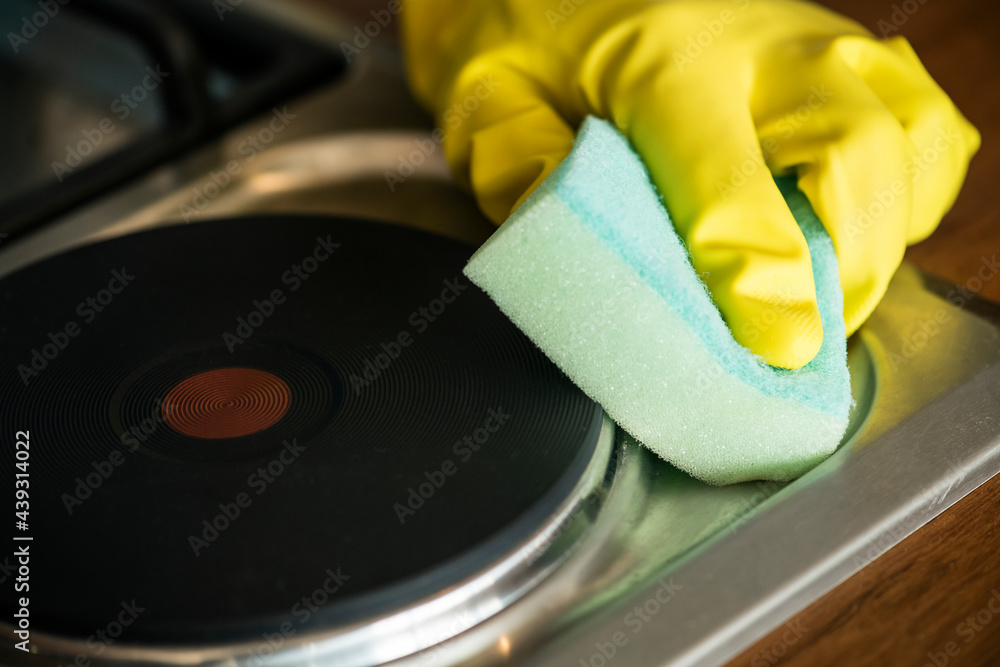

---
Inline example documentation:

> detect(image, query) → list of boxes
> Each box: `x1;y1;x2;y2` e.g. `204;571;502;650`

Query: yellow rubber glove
401;0;979;369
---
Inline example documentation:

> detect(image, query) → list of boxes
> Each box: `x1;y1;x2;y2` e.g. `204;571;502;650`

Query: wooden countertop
724;475;1000;666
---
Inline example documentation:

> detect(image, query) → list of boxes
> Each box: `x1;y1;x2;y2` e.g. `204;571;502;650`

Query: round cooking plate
0;216;606;644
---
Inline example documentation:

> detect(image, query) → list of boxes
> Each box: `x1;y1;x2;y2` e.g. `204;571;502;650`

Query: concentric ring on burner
0;215;610;658
163;367;292;439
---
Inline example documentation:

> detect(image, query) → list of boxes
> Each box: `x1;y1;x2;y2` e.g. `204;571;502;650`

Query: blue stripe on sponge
464;117;852;485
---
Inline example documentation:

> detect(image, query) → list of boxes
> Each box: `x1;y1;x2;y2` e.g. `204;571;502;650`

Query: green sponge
464;117;851;485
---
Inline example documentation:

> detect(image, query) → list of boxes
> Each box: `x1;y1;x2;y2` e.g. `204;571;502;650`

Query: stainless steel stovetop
2;2;999;665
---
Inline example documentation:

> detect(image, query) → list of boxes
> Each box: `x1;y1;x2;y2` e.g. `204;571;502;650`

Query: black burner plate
0;217;603;643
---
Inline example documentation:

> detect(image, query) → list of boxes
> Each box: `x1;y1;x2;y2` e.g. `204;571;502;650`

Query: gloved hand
401;0;979;369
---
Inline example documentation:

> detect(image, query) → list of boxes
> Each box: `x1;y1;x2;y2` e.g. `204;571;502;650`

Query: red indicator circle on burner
163;368;291;439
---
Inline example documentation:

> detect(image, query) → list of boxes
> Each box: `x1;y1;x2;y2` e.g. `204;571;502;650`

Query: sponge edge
464;117;852;485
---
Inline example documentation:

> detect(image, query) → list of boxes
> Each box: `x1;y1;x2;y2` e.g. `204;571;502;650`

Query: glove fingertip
736;299;824;370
